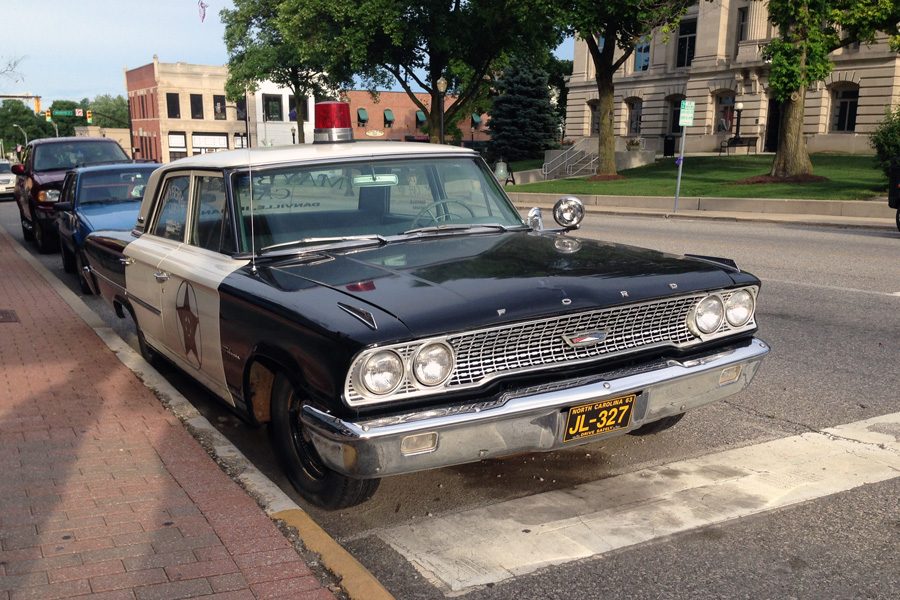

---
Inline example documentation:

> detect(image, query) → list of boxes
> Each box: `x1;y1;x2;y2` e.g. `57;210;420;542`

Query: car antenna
248;139;257;274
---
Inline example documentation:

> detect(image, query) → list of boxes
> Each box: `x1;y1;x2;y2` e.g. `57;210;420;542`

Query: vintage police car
85;102;768;509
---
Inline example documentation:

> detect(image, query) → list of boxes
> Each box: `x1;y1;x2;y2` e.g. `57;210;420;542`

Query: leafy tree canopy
277;0;563;140
83;94;130;128
0;100;51;155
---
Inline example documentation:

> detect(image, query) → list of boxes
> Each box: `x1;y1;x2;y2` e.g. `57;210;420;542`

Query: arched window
715;92;736;133
831;84;859;132
626;99;643;135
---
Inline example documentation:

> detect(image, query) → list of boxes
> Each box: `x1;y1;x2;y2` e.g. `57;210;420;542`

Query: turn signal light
400;432;438;456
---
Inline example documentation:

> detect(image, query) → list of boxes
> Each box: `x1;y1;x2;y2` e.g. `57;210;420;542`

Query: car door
124;172;191;357
156;172;247;404
56;172;77;253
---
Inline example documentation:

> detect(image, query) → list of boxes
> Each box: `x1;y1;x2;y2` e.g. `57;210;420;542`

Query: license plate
563;394;636;442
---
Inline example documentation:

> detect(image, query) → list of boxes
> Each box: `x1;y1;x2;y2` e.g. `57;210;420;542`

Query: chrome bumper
302;338;769;478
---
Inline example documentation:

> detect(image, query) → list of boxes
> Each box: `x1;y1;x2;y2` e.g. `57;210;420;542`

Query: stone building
565;1;900;155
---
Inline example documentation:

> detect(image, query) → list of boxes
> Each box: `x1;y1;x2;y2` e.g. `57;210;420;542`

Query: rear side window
190;176;233;252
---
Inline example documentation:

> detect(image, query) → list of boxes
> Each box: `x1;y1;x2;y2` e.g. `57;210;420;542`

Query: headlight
725;289;754;327
412;343;454;386
360;350;404;395
552;196;585;228
37;189;60;202
692;294;724;335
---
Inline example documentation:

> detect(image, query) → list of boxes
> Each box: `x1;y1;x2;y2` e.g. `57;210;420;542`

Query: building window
832;87;858;132
288;95;310;122
384;109;395;128
737;7;748;42
590;103;601;135
213;95;226;120
357;108;369;127
234;133;248;149
676;20;697;67
190;94;204;119
626;99;642;135
236;98;247;121
716;93;736;132
167;93;180;119
262;94;283;121
633;38;650;72
669;96;685;134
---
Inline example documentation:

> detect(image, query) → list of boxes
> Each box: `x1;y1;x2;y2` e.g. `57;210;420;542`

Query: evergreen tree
488;60;558;162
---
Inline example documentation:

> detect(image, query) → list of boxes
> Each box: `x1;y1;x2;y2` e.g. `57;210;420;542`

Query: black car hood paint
268;232;738;339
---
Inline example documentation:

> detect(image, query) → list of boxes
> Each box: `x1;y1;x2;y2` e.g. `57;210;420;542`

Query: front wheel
34;221;57;254
895;208;899;233
269;372;380;509
75;251;95;295
20;214;34;241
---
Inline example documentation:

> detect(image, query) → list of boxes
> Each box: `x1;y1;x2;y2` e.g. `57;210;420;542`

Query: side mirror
53;201;73;212
526;207;543;231
553;196;585;230
11;164;24;175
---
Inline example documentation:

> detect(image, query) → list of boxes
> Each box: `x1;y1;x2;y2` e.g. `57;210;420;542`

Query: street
2;200;898;599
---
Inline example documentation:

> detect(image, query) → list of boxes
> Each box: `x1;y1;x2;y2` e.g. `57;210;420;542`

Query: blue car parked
55;163;159;293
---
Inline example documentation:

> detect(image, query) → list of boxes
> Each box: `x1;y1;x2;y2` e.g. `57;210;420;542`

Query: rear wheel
269;372;380;509
629;413;685;436
895;208;899;233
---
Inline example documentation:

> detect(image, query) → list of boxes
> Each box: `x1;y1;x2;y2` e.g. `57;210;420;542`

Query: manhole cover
0;310;20;323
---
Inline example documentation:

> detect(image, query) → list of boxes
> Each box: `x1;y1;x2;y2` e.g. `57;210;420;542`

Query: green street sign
678;100;695;127
52;109;74;117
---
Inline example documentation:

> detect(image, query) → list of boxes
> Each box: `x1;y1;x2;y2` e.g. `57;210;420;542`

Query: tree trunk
593;72;617;176
293;95;306;145
428;91;442;144
770;87;812;177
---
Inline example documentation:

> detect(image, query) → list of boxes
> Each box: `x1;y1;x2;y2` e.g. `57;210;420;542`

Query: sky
2;0;574;106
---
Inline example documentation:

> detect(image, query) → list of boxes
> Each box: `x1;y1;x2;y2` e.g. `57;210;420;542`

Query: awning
357;108;369;123
415;110;426;123
471;113;481;125
383;108;395;124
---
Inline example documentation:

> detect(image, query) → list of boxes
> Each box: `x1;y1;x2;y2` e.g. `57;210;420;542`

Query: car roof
73;162;159;175
163;141;477;171
30;136;122;146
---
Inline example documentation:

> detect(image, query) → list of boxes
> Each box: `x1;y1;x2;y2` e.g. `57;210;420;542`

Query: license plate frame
563;394;637;442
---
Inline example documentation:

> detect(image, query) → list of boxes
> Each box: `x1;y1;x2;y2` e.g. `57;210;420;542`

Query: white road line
378;413;900;594
763;278;900;298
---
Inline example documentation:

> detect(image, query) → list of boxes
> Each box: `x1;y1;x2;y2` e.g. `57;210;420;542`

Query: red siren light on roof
314;101;354;143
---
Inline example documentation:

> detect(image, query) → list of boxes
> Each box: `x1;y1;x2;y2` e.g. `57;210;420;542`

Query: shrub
870;106;900;177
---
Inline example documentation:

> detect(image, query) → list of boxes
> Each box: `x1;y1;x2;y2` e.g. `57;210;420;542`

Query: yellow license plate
563;394;636;442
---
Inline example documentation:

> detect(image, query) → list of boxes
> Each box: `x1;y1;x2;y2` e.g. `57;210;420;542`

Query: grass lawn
507;154;887;200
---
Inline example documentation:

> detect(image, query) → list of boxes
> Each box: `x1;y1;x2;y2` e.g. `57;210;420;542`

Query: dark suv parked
13;137;129;252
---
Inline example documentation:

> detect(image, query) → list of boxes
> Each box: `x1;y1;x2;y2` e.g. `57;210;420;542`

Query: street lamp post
734;101;744;142
13;124;28;145
291;126;296;145
436;76;448;145
51;122;59;138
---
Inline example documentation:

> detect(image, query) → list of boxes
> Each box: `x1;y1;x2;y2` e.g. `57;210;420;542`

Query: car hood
78;202;141;233
32;170;68;189
267;231;740;339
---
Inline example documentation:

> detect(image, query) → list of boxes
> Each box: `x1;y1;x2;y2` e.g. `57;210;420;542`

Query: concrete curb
0;225;394;600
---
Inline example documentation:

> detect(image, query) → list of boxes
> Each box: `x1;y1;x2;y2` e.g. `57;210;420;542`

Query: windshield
0;163;10;174
77;166;156;204
33;141;128;172
231;157;524;252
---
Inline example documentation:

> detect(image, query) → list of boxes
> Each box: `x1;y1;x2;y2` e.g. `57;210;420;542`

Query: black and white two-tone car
85;102;769;509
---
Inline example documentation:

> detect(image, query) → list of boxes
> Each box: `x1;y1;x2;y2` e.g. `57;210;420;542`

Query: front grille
345;289;755;405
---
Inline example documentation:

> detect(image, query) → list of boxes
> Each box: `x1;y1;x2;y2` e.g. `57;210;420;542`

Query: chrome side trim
93;268;162;317
306;338;769;478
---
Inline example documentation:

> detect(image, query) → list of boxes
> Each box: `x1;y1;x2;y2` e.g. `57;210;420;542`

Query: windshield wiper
402;223;525;235
260;235;388;254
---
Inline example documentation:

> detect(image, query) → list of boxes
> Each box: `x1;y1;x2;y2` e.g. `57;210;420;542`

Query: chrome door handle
119;257;134;266
153;271;169;283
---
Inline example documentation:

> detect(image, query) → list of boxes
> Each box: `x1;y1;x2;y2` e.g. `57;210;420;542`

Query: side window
64;175;77;204
153;176;190;241
190;176;228;252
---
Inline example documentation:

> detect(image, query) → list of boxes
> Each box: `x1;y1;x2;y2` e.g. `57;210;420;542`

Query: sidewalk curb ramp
1;224;394;600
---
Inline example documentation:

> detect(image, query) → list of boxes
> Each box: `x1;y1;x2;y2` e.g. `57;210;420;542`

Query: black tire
126;304;159;365
75;251;95;295
61;244;76;273
629;413;685;436
34;221;58;254
269;372;380;509
895;208;899;233
20;215;34;241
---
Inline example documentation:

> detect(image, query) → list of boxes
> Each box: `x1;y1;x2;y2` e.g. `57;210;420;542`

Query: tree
870;106;900;178
763;0;900;178
489;59;559;161
0;56;23;83
221;0;340;144
0;99;51;154
544;55;572;134
565;0;693;176
46;100;82;137
278;0;563;143
86;95;130;128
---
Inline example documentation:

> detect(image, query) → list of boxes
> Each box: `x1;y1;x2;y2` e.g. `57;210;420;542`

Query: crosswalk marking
378;412;900;594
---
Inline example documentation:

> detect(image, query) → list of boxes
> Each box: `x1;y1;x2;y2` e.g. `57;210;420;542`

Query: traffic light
86;110;93;124
45;110;51;122
34;97;41;114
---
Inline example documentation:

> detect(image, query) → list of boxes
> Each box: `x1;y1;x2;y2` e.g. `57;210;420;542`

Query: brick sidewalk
0;232;336;599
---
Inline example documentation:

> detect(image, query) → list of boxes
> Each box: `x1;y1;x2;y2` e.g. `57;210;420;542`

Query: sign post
674;99;695;213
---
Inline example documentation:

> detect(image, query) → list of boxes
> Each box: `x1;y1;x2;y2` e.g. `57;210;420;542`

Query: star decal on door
175;281;202;369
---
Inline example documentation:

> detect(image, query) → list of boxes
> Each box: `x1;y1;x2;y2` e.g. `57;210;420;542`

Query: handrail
542;137;594;176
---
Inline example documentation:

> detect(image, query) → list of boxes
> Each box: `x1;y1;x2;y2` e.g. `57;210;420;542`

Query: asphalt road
2;201;898;599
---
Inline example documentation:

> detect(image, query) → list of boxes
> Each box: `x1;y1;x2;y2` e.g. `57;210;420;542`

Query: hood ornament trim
338;303;377;330
562;330;609;347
